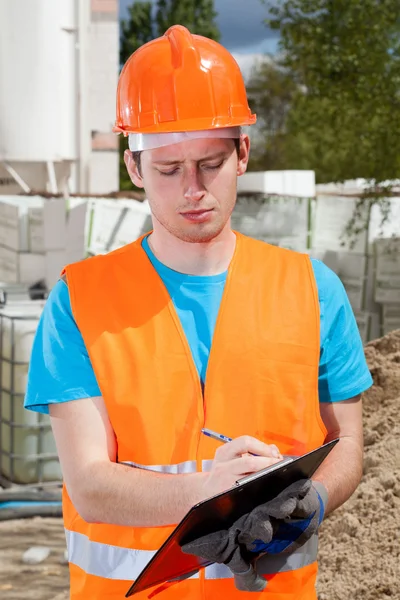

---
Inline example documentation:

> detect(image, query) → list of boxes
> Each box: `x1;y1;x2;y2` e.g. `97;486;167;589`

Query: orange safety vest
62;232;327;600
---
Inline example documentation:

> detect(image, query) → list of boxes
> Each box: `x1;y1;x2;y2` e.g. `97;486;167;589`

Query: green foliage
119;0;220;190
120;2;155;64
120;0;219;63
156;0;220;41
256;0;400;186
246;61;299;171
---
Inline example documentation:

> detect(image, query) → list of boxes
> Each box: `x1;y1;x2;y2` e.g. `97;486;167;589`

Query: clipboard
126;438;339;597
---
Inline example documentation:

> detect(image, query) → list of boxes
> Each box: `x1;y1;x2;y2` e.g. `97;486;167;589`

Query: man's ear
237;134;250;177
124;150;144;189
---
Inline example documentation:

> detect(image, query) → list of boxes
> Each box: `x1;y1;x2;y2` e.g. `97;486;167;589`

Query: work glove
181;479;327;592
242;479;327;555
181;521;269;592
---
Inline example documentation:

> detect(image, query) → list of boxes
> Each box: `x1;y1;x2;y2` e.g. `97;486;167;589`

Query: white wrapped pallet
45;250;67;290
232;195;310;250
308;248;367;313
381;304;400;334
65;200;88;264
369;312;382;340
0;196;44;252
342;278;365;312
312;195;368;254
354;311;371;344
382;317;400;335
237;170;316;198
0;301;62;484
374;238;400;277
374;238;400;304
369;198;400;244
88;198;151;255
28;198;68;253
375;280;400;304
0;248;46;284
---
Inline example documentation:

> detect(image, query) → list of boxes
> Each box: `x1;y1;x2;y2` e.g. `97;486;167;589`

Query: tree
246;60;299;171
120;2;155;64
119;0;220;190
261;0;400;186
155;0;220;42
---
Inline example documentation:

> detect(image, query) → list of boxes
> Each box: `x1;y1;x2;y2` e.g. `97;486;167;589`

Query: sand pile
317;330;400;600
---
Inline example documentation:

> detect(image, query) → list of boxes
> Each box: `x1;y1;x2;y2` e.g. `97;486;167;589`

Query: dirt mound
317;330;400;600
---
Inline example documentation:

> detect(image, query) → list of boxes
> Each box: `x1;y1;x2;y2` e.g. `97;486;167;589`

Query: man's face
125;135;250;243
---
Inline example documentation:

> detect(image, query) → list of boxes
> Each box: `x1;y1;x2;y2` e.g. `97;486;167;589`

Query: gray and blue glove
240;479;328;555
181;479;328;592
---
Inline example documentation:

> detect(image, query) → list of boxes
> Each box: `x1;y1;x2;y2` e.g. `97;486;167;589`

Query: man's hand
244;479;327;555
197;436;282;502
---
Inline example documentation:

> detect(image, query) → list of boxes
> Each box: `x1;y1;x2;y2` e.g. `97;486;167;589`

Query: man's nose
183;167;206;202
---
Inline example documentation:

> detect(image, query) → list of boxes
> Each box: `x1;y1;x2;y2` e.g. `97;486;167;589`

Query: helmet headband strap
128;127;242;151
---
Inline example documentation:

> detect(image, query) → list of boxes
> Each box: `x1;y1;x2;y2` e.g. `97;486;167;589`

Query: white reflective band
256;534;319;574
205;535;318;579
66;529;200;582
120;459;198;474
65;529;156;581
202;459;213;472
65;528;318;582
205;563;235;579
121;459;215;473
128;127;242;151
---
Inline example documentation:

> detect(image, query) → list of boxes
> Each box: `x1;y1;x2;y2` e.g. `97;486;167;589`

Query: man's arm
50;396;202;526
50;396;281;527
313;394;363;515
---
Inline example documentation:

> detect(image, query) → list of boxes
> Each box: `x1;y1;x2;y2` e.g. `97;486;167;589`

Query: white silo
0;0;91;194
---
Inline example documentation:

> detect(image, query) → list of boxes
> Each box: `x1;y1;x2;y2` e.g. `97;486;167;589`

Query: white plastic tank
0;0;78;162
0;301;62;484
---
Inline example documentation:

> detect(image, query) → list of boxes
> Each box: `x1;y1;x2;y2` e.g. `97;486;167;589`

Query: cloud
215;0;278;53
232;53;272;81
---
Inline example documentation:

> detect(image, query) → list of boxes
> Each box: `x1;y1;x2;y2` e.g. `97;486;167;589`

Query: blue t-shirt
25;238;372;414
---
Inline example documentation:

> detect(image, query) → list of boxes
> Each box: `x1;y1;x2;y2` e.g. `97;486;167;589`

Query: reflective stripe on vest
66;529;200;581
66;529;156;581
204;535;318;578
120;459;198;474
66;528;318;581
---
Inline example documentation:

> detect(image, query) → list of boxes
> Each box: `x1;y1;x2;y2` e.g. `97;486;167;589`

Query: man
25;25;372;600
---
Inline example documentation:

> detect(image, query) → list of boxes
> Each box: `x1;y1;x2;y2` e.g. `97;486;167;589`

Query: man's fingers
229;454;281;476
214;435;282;462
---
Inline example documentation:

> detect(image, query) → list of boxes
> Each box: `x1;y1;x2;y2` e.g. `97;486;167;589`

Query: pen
201;428;260;456
201;428;233;444
201;428;282;459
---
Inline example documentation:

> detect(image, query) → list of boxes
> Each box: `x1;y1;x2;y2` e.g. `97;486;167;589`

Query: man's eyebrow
152;151;228;166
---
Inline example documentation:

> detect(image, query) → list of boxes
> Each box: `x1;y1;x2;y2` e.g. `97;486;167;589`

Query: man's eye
203;161;223;170
159;169;178;176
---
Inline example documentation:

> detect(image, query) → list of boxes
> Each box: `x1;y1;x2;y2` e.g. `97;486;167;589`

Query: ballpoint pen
201;428;233;444
201;428;262;456
201;428;283;459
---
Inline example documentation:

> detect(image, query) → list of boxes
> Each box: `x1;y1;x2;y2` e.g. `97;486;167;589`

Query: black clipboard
126;438;339;597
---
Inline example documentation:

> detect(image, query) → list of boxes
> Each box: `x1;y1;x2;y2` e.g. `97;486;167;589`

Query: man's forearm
75;437;363;526
312;434;363;514
73;461;204;527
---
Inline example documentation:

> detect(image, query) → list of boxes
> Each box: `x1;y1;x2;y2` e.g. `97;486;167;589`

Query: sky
118;0;280;55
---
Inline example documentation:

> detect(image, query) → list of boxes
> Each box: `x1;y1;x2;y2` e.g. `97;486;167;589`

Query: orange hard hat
113;25;256;135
